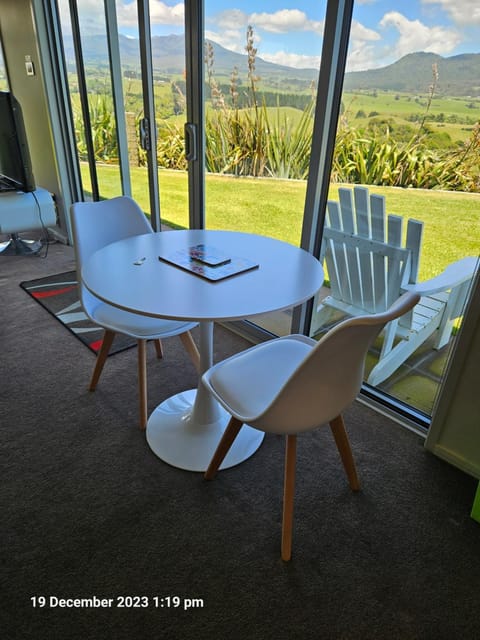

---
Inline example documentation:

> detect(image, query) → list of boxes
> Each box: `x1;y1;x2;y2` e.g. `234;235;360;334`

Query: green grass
328;184;479;279
344;91;480;120
85;163;479;281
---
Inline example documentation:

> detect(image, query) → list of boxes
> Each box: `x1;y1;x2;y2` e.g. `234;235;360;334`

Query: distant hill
63;34;480;96
63;33;317;82
344;52;480;96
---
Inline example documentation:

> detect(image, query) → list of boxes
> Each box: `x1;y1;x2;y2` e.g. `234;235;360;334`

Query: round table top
82;229;324;322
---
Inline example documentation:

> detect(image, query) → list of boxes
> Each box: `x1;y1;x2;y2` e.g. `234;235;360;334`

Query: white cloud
345;10;465;72
213;10;249;31
380;11;462;57
206;8;324;68
58;0;105;35
422;0;480;26
260;51;320;70
345;20;382;72
205;29;248;55
149;1;184;25
249;9;322;34
207;28;321;70
117;1;184;28
58;0;184;35
210;8;322;36
346;45;380;72
350;20;381;43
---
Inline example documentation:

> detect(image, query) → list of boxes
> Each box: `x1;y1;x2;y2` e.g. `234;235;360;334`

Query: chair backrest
322;186;424;314
249;291;421;434
70;196;153;314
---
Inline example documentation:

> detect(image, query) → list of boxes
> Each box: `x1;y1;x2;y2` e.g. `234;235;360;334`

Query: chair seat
91;300;196;339
206;335;315;422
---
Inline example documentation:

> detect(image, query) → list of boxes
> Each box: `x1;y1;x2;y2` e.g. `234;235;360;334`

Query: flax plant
204;26;315;179
265;99;314;179
74;93;118;162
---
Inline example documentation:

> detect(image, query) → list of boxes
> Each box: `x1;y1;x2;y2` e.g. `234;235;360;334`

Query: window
310;0;479;423
52;0;478;427
0;36;8;90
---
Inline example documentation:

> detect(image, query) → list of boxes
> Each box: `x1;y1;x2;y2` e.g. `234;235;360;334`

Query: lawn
84;163;479;281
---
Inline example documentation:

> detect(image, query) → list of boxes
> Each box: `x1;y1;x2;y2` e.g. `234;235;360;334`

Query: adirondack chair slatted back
323;186;424;317
315;185;477;387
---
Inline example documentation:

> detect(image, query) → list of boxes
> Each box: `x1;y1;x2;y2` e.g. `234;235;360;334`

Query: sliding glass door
309;0;479;422
52;0;479;427
56;0;164;227
0;38;8;90
201;1;329;336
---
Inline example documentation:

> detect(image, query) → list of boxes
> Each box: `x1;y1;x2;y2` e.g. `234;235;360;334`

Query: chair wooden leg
204;416;243;480
89;329;116;391
137;339;148;430
281;434;297;562
179;331;201;373
153;338;163;359
329;414;360;491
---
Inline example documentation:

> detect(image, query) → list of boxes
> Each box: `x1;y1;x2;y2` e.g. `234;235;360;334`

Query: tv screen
0;90;35;192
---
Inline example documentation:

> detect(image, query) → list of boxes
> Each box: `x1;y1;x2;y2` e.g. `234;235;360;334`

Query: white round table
82;229;324;472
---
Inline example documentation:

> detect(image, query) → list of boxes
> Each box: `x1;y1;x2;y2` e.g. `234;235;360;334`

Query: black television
0;90;36;192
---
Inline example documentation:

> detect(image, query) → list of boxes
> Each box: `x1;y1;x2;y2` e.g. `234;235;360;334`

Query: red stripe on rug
89;339;103;353
31;285;77;298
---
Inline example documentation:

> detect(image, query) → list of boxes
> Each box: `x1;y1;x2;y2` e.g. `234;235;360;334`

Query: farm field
342;90;479;146
84;162;479;282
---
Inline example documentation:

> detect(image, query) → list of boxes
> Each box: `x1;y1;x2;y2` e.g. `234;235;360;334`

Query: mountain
63;33;316;81
343;52;480;96
204;39;317;82
62;34;480;96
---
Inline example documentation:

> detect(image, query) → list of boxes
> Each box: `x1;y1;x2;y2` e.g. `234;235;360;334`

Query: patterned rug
20;271;136;355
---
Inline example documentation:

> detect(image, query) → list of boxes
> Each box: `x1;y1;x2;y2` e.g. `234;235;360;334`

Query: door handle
184;123;197;162
139;117;151;151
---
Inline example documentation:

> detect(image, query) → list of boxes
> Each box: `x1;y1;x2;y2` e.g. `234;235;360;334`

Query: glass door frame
184;0;206;230
294;0;354;336
137;0;161;230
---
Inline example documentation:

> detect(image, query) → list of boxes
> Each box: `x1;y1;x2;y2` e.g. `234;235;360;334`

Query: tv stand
0;187;56;255
0;232;43;255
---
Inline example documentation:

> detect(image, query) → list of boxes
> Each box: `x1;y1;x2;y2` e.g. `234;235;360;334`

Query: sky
60;0;480;72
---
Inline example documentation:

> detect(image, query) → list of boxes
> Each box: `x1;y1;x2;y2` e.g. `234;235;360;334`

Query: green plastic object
471;482;480;523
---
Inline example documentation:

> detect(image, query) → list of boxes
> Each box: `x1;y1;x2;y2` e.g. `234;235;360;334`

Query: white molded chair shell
204;291;421;435
203;291;420;561
70;196;199;428
71;196;196;339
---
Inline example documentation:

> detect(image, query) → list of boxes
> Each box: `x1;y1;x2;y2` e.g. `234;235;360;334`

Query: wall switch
25;55;35;76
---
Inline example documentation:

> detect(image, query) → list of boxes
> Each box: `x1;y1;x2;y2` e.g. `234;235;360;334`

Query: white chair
203;291;420;561
311;186;477;386
70;196;200;429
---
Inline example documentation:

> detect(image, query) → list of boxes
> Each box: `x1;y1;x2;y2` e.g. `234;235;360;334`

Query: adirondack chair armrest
402;256;478;296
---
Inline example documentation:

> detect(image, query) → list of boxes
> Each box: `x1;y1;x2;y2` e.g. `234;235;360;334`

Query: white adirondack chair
311;186;478;386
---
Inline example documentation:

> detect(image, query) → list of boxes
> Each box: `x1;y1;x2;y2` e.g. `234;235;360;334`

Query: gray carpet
1;241;479;640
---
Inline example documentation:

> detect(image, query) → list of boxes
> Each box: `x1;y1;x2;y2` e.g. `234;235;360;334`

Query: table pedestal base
146;389;264;472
